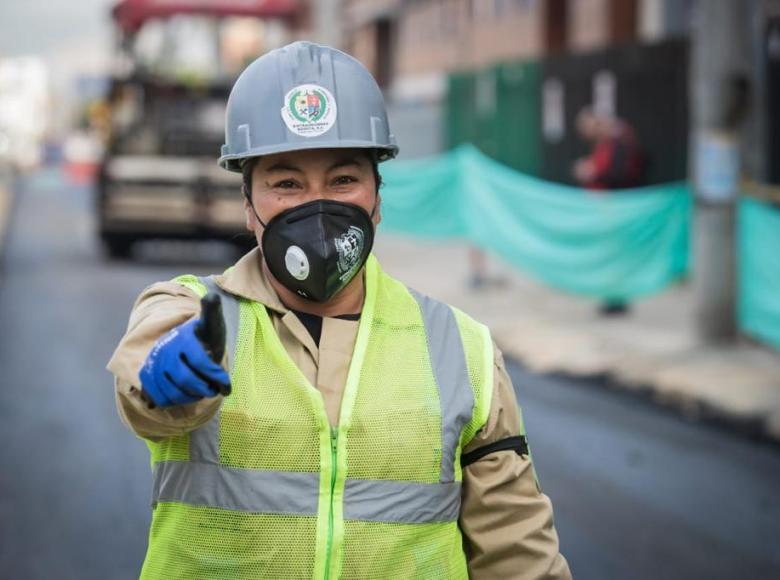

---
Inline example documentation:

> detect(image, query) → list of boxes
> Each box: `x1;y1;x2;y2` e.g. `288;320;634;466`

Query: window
545;0;567;53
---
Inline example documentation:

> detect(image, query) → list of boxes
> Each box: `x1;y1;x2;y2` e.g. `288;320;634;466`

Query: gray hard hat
219;41;399;172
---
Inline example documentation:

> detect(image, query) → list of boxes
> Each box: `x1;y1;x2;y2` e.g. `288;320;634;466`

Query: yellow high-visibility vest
141;255;493;579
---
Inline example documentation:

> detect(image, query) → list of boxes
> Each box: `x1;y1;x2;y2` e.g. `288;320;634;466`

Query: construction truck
98;0;297;258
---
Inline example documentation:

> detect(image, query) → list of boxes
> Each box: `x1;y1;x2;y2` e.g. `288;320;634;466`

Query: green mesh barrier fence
738;198;780;351
379;145;692;300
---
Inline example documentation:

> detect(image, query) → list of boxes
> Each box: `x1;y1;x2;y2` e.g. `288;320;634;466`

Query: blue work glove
139;299;231;407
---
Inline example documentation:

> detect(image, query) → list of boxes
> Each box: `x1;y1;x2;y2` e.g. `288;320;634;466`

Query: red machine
112;0;298;33
97;0;298;258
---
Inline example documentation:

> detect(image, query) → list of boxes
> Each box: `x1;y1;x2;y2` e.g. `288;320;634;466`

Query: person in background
468;246;490;289
573;107;643;191
573;106;644;315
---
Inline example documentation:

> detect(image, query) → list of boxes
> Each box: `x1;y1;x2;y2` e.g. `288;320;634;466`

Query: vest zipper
324;427;338;580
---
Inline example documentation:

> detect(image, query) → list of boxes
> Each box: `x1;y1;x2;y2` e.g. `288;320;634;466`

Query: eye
273;179;300;189
332;175;357;186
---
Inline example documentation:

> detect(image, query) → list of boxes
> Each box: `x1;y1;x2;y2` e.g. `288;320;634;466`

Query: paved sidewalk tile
374;233;780;441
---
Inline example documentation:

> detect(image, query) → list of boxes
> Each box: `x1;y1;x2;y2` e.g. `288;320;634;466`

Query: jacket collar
213;247;289;314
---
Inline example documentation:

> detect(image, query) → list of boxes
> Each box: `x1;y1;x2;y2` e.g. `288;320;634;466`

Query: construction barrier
739;198;780;351
380;145;691;301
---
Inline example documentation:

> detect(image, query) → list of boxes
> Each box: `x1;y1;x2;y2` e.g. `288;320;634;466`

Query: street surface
1;168;779;579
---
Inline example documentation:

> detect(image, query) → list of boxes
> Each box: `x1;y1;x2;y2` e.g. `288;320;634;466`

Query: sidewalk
374;234;780;443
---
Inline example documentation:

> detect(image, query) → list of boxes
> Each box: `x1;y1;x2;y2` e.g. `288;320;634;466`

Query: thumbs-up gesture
140;294;232;407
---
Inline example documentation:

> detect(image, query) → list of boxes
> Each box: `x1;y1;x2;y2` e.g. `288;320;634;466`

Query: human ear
243;188;256;232
372;194;382;227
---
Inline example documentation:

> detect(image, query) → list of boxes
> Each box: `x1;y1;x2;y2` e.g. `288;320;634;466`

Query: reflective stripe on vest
152;461;461;524
408;288;474;484
150;275;475;525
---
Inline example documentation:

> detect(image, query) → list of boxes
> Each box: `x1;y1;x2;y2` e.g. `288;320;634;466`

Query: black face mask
256;199;375;303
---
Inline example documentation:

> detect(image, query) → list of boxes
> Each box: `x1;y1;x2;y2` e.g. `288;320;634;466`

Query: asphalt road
1;168;779;579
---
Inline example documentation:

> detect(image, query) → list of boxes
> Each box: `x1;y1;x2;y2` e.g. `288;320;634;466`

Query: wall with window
344;0;691;88
394;0;544;77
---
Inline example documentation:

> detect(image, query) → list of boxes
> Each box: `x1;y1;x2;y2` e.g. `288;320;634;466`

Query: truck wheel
102;235;134;260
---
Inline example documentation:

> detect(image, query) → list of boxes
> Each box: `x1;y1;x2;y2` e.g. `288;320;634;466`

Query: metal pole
314;0;342;48
690;0;751;341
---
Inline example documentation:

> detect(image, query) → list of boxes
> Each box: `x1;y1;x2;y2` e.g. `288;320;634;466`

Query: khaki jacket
107;249;571;580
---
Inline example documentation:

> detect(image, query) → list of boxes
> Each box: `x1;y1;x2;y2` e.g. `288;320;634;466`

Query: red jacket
585;127;643;190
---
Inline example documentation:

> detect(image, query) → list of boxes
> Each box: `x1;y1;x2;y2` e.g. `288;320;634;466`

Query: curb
499;345;780;449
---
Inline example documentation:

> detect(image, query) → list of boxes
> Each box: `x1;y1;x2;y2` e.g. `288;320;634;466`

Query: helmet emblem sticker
334;226;364;281
281;84;338;137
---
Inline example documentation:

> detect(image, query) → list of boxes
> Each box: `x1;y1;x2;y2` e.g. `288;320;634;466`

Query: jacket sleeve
460;344;572;580
106;281;223;440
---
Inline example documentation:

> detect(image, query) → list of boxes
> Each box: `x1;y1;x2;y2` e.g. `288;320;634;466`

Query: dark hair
241;150;383;201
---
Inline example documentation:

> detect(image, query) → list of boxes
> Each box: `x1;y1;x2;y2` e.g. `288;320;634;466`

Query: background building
341;0;693;181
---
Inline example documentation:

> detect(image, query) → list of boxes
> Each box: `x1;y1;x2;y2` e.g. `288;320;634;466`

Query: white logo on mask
334;226;364;280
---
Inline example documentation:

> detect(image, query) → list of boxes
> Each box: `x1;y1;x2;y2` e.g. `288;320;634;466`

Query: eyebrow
265;161;302;173
326;157;362;172
264;156;363;174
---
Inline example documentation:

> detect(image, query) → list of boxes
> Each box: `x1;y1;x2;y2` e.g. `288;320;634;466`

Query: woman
108;41;571;579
